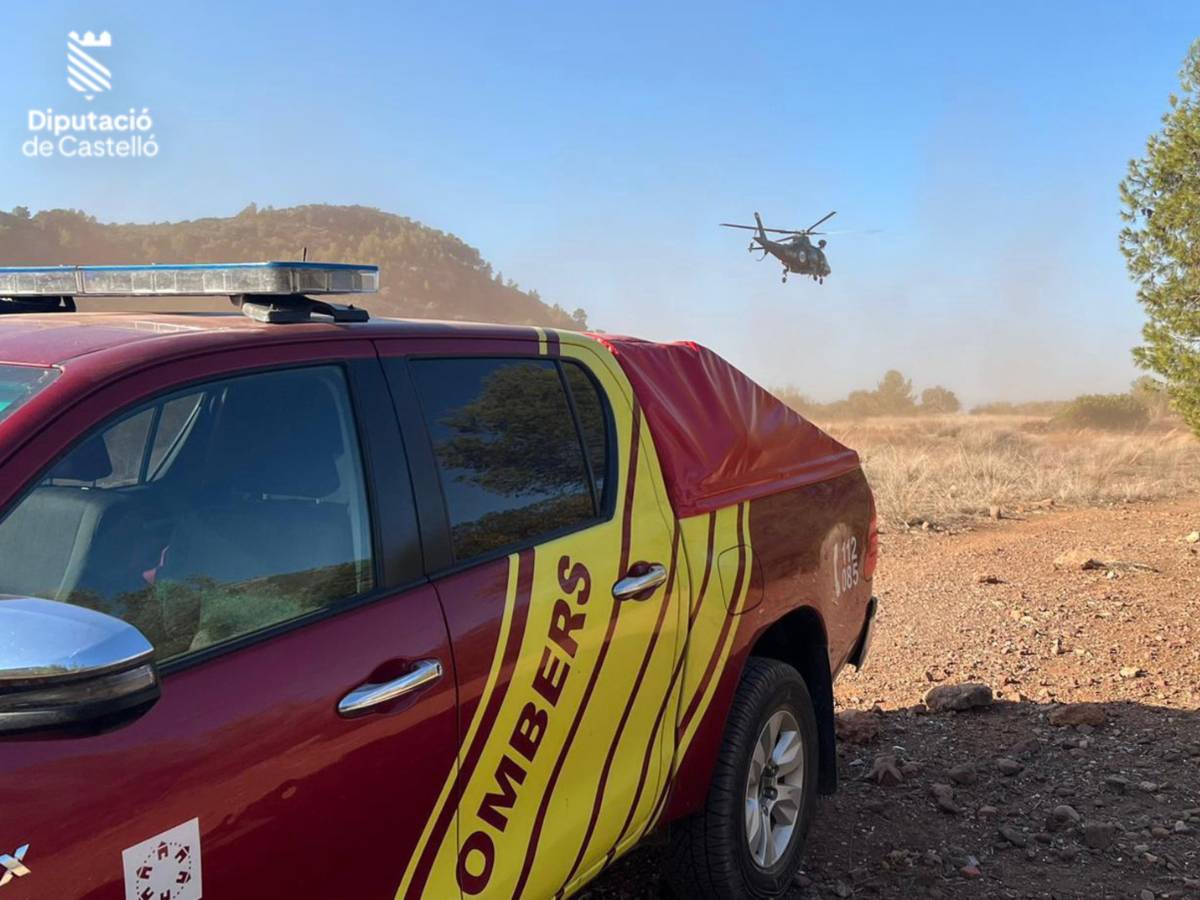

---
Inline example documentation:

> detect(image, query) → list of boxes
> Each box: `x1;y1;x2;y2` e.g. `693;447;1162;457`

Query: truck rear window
0;365;57;424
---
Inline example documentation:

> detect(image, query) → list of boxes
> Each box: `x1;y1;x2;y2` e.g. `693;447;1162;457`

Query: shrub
1130;375;1172;420
1050;394;1151;431
920;386;961;414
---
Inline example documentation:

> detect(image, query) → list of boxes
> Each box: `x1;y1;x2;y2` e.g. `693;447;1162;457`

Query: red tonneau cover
593;336;861;518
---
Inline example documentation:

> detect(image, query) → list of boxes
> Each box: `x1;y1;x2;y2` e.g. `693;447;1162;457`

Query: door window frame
382;353;618;578
0;349;427;676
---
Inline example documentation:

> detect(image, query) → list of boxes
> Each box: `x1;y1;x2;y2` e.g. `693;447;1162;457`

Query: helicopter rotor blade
813;228;883;236
720;223;805;235
803;210;837;233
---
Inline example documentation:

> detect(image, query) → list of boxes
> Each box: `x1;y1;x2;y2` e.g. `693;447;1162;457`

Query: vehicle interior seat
154;373;360;654
0;435;171;625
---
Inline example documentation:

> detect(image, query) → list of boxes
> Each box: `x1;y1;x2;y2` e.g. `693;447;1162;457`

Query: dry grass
820;414;1200;528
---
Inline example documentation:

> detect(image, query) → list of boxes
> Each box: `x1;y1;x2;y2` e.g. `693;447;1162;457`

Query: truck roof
0;312;550;367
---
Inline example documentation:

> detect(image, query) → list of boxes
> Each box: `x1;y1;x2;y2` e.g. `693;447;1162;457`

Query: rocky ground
586;497;1200;899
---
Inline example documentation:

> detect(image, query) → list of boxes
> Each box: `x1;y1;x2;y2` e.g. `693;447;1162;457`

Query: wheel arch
663;605;839;828
746;606;838;794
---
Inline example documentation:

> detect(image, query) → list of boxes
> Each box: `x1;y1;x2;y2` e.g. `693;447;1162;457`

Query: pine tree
1120;39;1200;434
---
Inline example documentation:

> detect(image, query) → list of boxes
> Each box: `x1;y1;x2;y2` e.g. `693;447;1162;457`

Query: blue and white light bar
0;262;379;298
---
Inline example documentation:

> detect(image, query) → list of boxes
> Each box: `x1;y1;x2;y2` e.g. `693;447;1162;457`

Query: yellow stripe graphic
395;556;522;899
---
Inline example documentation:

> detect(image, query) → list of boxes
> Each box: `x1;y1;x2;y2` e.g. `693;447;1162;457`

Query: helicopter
720;211;837;283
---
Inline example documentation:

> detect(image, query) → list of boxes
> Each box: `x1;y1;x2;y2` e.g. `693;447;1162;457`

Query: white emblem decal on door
122;818;202;900
0;844;31;887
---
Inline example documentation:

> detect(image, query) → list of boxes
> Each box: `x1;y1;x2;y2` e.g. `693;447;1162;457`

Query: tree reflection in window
412;358;598;561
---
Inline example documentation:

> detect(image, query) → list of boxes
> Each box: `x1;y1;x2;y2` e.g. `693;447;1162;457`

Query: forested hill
0;204;587;329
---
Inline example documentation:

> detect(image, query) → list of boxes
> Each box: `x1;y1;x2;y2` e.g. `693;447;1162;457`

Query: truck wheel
666;657;819;899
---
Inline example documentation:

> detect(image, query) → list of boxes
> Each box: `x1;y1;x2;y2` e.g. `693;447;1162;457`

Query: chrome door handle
338;659;443;717
612;564;668;601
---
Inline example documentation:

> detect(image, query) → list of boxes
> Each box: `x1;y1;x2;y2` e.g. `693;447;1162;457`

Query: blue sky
3;1;1199;404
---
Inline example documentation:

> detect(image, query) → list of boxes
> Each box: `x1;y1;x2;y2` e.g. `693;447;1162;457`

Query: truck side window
562;361;610;510
0;365;375;661
411;357;597;562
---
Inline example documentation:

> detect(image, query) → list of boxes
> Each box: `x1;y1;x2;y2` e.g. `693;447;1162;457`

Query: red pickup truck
0;264;877;900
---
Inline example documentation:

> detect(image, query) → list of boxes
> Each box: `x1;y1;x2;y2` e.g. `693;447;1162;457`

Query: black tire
666;657;820;899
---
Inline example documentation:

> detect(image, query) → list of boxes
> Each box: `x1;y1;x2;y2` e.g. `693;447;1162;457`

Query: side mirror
0;597;160;735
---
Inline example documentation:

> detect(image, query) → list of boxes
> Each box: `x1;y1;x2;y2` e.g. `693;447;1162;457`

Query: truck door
379;338;685;899
0;351;457;899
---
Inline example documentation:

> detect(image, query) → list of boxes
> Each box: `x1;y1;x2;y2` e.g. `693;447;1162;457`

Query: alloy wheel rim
744;708;804;868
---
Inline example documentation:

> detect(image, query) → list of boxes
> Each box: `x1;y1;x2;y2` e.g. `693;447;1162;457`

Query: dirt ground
585;497;1200;899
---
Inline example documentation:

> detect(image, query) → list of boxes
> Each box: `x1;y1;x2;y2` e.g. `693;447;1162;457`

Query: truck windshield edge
0;365;58;425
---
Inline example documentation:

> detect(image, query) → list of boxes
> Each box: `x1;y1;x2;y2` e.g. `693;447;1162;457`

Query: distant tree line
774;372;1176;432
0;204;588;330
773;370;962;419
